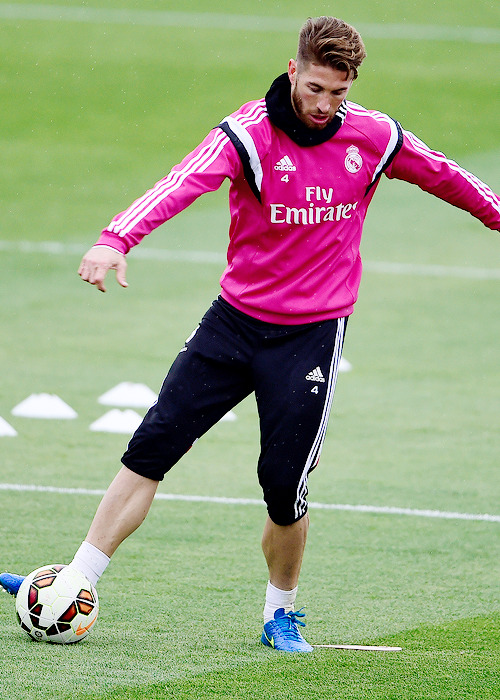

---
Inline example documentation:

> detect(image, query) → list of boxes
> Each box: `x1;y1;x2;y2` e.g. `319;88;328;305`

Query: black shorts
122;297;347;525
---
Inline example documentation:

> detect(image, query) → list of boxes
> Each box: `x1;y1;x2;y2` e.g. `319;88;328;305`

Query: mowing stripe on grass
0;4;498;44
1;483;499;523
1;240;499;280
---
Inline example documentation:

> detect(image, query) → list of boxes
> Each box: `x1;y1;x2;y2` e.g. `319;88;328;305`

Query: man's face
288;59;353;130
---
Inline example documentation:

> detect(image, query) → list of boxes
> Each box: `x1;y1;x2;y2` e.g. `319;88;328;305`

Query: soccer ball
15;564;99;644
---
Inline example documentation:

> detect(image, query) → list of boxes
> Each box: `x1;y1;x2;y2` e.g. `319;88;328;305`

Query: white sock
263;581;298;623
69;541;110;587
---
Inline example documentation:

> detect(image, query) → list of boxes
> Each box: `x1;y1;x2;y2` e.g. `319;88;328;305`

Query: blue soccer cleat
0;572;25;596
261;607;314;652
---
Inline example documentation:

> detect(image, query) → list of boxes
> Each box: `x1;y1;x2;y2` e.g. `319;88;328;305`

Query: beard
290;84;333;130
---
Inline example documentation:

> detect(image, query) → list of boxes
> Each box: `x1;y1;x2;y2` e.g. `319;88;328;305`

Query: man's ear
288;59;297;85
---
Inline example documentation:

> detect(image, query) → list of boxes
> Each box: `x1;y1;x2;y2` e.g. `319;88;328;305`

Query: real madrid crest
345;145;363;173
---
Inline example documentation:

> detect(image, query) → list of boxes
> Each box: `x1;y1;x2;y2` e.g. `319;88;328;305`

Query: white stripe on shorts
294;317;346;520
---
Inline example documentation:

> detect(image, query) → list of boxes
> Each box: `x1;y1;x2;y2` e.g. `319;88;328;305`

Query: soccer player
2;16;499;652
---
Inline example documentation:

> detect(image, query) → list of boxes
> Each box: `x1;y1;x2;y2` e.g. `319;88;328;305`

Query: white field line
0;483;499;523
312;644;402;651
1;240;499;280
0;4;498;44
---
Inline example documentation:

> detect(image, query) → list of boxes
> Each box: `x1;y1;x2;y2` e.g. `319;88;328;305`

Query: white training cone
11;394;78;419
97;382;158;408
339;357;352;372
219;410;237;422
0;416;17;436
89;409;143;434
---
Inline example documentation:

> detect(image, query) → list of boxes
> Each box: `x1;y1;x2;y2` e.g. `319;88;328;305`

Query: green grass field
0;1;499;698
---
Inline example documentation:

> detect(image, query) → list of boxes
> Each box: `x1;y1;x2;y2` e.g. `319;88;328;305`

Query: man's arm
385;129;500;231
78;126;241;291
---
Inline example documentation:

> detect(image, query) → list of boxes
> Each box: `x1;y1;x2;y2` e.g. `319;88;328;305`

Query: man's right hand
78;246;128;293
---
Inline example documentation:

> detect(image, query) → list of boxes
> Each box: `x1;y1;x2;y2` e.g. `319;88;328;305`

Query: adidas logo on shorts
305;366;325;383
274;155;296;172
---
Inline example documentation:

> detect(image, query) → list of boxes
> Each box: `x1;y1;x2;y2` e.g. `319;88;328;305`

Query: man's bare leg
85;466;159;557
260;513;313;650
261;513;309;590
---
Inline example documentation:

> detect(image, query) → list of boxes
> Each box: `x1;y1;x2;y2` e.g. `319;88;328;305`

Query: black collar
265;73;347;147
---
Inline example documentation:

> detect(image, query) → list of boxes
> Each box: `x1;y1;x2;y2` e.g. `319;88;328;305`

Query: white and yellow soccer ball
15;564;99;644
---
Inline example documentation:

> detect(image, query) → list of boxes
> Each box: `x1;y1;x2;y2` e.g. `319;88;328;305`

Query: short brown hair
297;17;366;79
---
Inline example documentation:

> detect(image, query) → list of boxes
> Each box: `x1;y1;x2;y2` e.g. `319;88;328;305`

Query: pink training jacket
96;87;500;324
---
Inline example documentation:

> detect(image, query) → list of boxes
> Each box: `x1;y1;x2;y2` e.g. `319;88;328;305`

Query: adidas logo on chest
274;155;296;172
